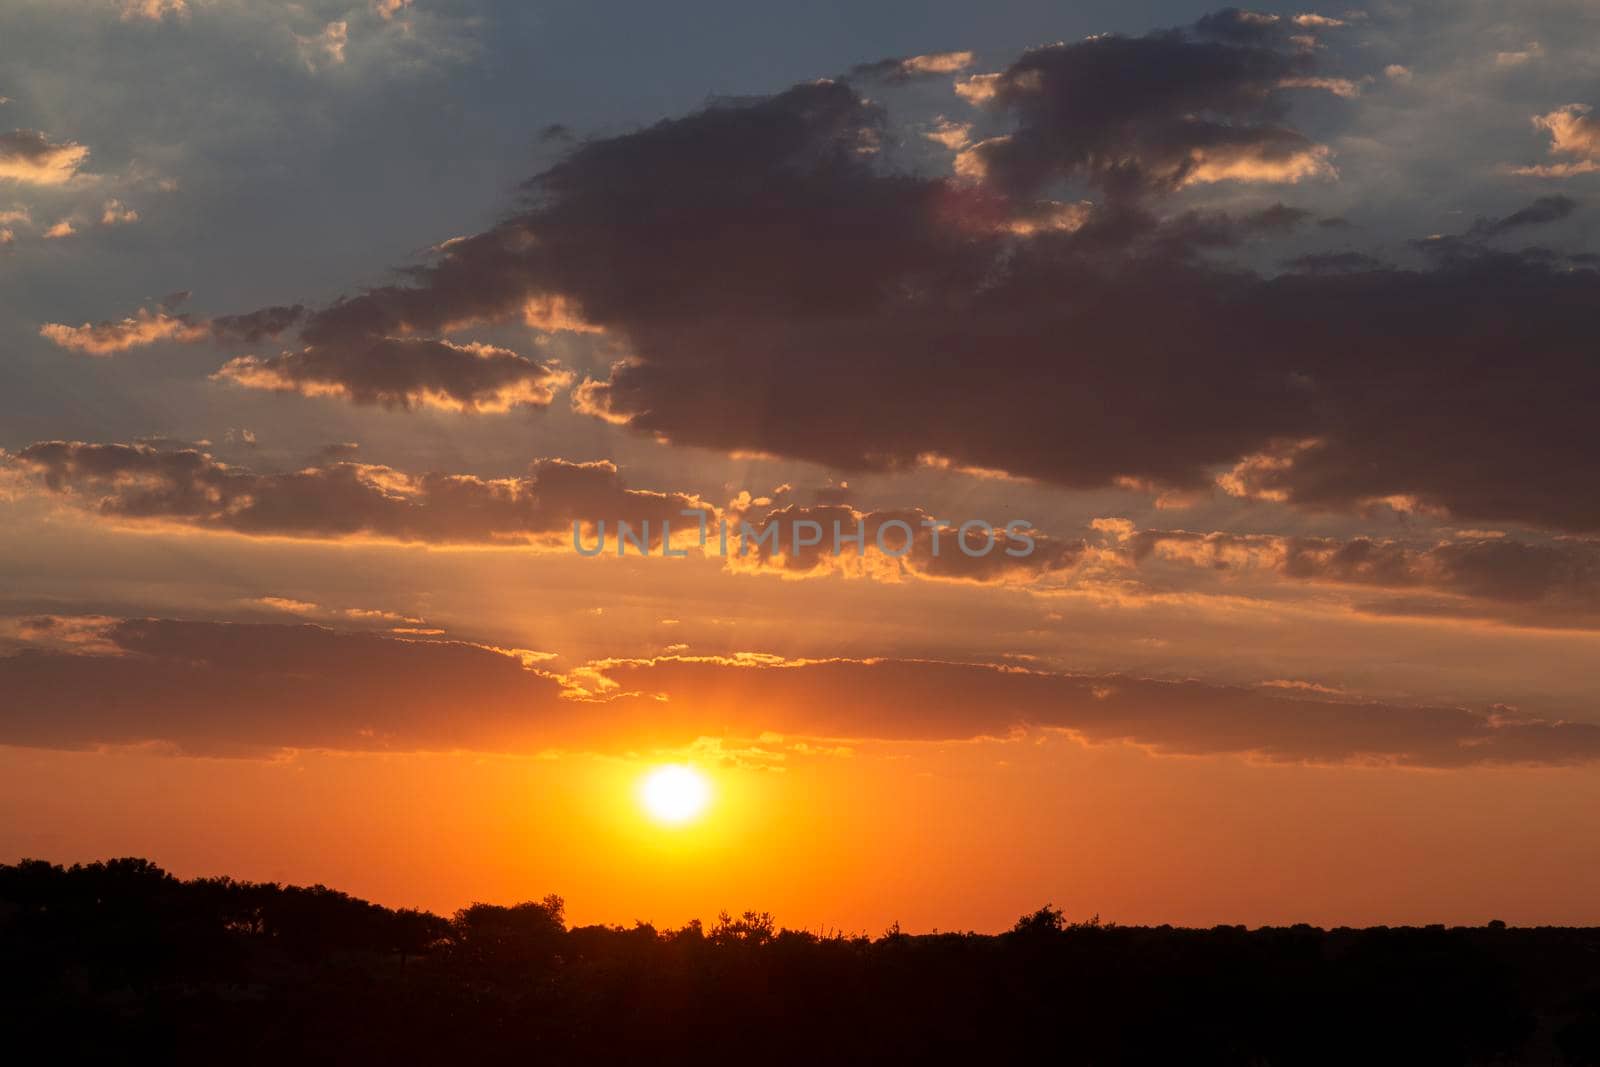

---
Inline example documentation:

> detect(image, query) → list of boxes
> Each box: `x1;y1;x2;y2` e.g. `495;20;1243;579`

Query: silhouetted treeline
5;859;1600;1064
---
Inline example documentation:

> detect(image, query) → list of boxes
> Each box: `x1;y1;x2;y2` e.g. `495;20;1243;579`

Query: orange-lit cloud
99;198;139;226
851;51;975;83
118;0;188;21
295;21;349;71
39;307;208;355
0;130;89;185
213;339;570;412
1183;140;1335;185
39;301;303;356
1513;104;1600;177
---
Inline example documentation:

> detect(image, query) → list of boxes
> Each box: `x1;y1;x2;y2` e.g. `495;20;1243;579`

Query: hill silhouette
4;858;1600;1064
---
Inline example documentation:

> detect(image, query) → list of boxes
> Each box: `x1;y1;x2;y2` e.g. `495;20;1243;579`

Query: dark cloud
604;656;1600;768
1116;526;1600;627
313;441;362;462
1283;250;1388;273
2;618;1595;767
0;619;574;756
8;441;704;546
201;23;1600;533
956;21;1332;199
1469;195;1580;239
209;304;305;344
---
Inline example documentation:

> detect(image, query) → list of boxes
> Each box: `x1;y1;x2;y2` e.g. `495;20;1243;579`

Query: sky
2;0;1599;932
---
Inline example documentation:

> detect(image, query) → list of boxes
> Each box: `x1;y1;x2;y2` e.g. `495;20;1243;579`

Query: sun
638;764;712;826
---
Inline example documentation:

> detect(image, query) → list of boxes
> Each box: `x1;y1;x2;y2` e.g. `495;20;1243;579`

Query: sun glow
639;764;712;826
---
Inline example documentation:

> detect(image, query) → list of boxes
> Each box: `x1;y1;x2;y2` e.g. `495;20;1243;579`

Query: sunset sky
3;0;1599;932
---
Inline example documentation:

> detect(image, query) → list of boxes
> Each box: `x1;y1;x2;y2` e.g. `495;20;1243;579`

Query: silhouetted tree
0;858;1568;1065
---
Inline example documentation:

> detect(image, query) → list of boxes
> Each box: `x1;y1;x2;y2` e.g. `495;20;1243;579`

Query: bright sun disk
639;764;712;825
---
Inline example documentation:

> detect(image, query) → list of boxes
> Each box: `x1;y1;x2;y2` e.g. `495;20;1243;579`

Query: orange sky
5;737;1599;931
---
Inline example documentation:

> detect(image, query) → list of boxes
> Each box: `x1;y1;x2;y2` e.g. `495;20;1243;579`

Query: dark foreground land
4;859;1600;1065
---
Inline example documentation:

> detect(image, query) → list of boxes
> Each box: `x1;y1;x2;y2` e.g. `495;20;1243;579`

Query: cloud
1493;42;1543;68
1191;9;1295;45
7;441;707;547
295;20;350;71
249;596;424;629
956;21;1338;199
723;502;1084;585
99;198;139;226
314;441;362;462
850;51;975;83
118;0;188;20
372;0;413;20
39;307;208;355
1282;250;1388;273
1513;104;1600;177
2;618;1595;767
1107;524;1600;628
0;130;90;185
4;439;1078;588
596;655;1600;767
923;118;972;150
204;25;1600;534
1278;76;1360;98
42;219;76;239
1468;194;1578;239
208;304;306;343
39;302;303;356
212;338;571;412
0;618;575;756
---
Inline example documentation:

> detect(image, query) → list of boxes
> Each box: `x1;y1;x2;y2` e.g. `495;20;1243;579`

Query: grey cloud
1118;526;1600;627
1468;194;1579;239
3;618;1594;767
9;440;703;546
209;304;306;343
199;19;1600;533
